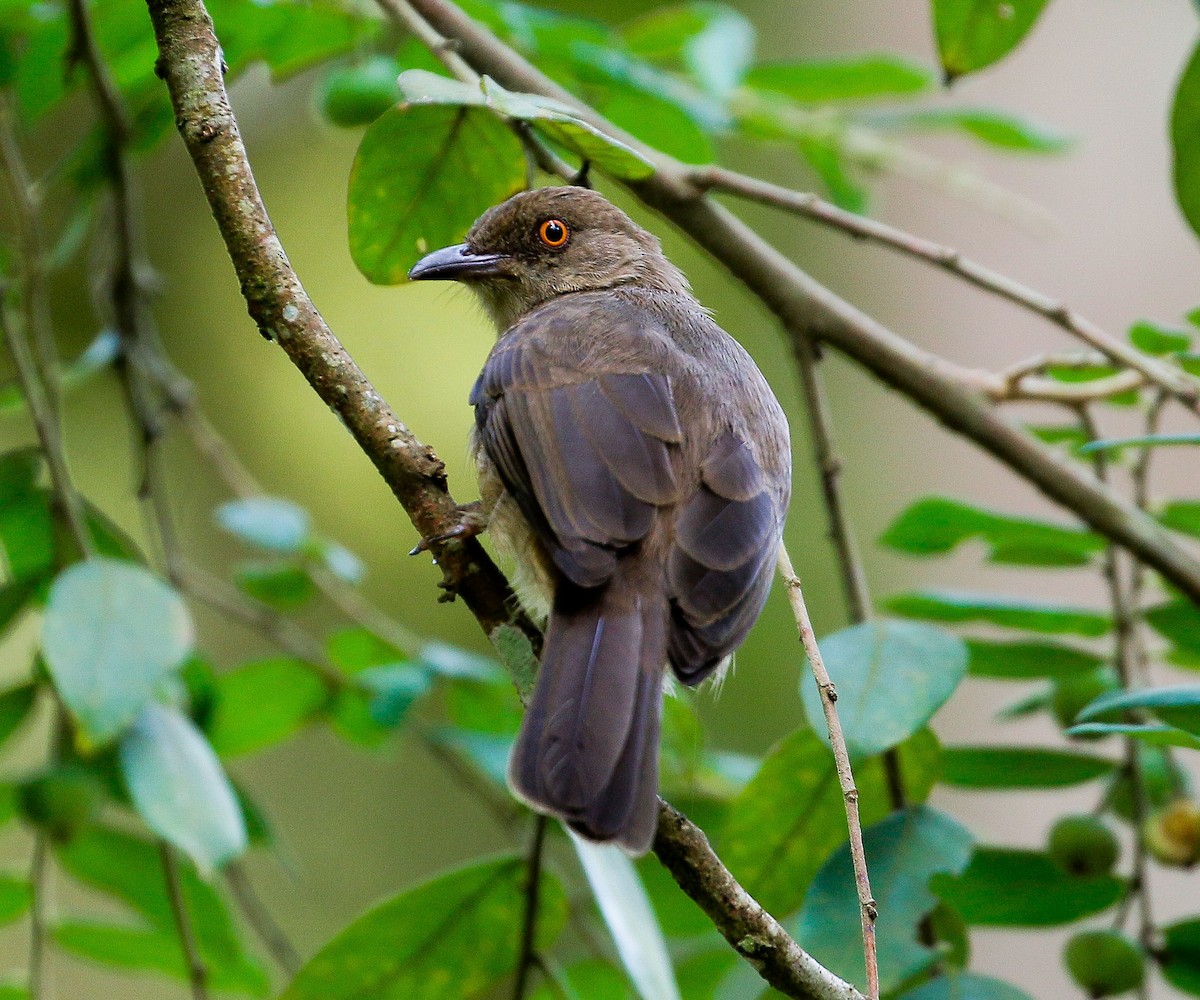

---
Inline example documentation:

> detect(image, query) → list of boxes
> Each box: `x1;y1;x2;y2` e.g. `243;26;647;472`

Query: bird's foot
409;501;487;556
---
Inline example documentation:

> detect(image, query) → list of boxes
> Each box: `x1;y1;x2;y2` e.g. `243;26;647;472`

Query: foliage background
1;0;1199;996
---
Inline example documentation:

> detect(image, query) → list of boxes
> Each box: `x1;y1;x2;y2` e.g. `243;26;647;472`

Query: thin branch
27;831;49;1000
223;861;302;977
687;166;1200;413
777;546;878;1000
159;842;209;1000
512;815;547;1000
406;0;1200;608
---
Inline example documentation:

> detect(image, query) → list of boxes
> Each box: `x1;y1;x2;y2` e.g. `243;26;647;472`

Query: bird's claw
408;502;487;556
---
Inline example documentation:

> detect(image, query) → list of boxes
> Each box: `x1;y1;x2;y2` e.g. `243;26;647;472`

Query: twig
27;832;49;1000
512;815;547;1000
158;842;209;1000
687;166;1200;413
777;546;878;1000
406;0;1200;607
223;861;301;977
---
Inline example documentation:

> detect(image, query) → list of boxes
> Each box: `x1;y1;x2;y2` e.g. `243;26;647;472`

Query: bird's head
408;186;689;331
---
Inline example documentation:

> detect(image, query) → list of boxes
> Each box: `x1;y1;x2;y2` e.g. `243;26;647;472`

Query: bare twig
223;861;302;977
688;166;1200;412
777;545;878;1000
159;842;209;1000
27;832;49;1000
512;815;548;1000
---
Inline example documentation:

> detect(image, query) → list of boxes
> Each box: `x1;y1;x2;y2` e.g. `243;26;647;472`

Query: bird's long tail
508;558;665;855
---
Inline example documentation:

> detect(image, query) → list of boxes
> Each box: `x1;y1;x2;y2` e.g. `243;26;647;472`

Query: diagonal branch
143;3;858;997
403;0;1200;610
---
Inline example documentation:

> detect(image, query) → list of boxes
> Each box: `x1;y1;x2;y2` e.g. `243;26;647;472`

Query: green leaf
216;497;310;552
530;960;632;1000
444;676;522;735
208;657;330;756
933;0;1052;80
358;664;431;727
965;638;1102;680
720;727;940;916
1161;918;1200;997
1077;685;1200;737
1173;40;1200;243
795;807;974;993
800;620;967;758
597;86;714;164
234;562;315;611
119;703;247;874
745;55;933;102
56;826;263;981
52;921;268;995
280;857;567;1000
328;627;406;673
419;641;503;681
319;540;365;584
571;836;681;1000
1027;423;1088;449
885;590;1111;636
1129;319;1192;355
0;491;54;582
429;728;513;785
932;847;1123;925
348;103;525;284
1147;599;1200;660
0;684;36;748
898;972;1033;1000
0;448;41;501
0;875;31;924
864;106;1070;152
1162;501;1200;540
940;746;1114;789
622;2;756;97
797;135;868;213
1065;722;1200;750
880;496;1102;567
1078;433;1200;454
43;559;194;746
319;55;403;128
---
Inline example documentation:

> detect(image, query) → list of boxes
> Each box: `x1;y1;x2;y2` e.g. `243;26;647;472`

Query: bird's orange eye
538;219;570;248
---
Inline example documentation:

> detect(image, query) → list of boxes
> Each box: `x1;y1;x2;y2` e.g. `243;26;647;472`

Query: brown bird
409;187;790;854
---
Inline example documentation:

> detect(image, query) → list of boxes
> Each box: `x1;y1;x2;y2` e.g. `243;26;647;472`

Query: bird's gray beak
408;243;508;282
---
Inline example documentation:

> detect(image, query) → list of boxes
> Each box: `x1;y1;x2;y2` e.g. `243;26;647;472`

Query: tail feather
508;559;665;854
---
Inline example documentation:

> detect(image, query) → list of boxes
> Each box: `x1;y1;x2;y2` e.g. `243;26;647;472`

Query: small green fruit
1052;668;1118;732
1144;799;1200;867
18;766;105;842
319;57;401;128
1048;815;1119;876
1064;930;1145;997
1109;746;1189;823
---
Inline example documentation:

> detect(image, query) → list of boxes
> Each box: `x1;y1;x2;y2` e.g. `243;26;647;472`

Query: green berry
1064;930;1145;997
1048;815;1119;877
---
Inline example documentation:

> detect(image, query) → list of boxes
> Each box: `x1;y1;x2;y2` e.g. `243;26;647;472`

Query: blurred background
2;0;1199;996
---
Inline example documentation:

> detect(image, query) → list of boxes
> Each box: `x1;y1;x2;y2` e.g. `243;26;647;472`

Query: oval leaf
208;657;330;757
933;0;1052;80
43;559;194;746
965;638;1102;680
215;497;310;553
280;857;566;1000
119;704;247;875
745;55;934;102
348;104;525;284
940;746;1114;789
885;590;1111;636
1077;684;1200;737
801;619;967;758
1173;40;1200;244
795;807;974;994
571;835;681;1000
899;972;1033;1000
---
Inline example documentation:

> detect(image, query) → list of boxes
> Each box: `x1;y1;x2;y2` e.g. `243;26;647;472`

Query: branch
777;546;878;1000
512;815;548;1000
404;0;1200;610
159;842;209;1000
144;3;860;996
223;862;302;977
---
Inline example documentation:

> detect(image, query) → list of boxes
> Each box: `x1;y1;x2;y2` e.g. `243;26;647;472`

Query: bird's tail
508;558;664;855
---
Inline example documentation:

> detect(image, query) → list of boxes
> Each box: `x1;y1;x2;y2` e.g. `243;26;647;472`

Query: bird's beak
408;243;509;282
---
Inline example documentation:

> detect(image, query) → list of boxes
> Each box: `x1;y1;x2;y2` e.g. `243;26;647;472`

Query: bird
408;186;791;854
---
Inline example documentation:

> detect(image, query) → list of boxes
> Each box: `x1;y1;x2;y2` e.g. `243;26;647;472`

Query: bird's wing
471;301;684;589
666;428;783;684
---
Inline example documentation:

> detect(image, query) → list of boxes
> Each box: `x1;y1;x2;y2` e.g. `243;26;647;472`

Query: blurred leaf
931;847;1123;925
897;973;1033;1000
52;921;268;995
319;55;402;128
1162;918;1200;997
1065;722;1200;750
420;641;503;681
119;703;247;874
1108;745;1190;823
0;448;41;501
796;807;973;993
216;497;310;553
720;727;939;915
0;684;36;748
1148;599;1200;662
572;835;681;1000
430;727;513;785
800;620;967;758
965;638;1101;680
1078;433;1200;454
598;86;714;163
933;0;1052;80
1160;501;1200;541
330;687;391;747
747;54;933;103
530;959;632;1000
0;580;38;639
940;746;1113;789
280;857;567;1000
56;826;259;973
319;540;365;584
208;658;330;757
1173;40;1200;243
234;562;315;611
0;985;26;1000
0;491;54;582
328;627;405;673
1077;684;1200;736
348;103;525;284
623;2;755;97
1129;319;1192;355
444;676;522;736
864;106;1069;152
18;766;106;842
880;495;1102;566
0;875;30;925
797;135;868;213
885;590;1111;636
43;559;194;746
357;664;431;727
1026;423;1088;449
